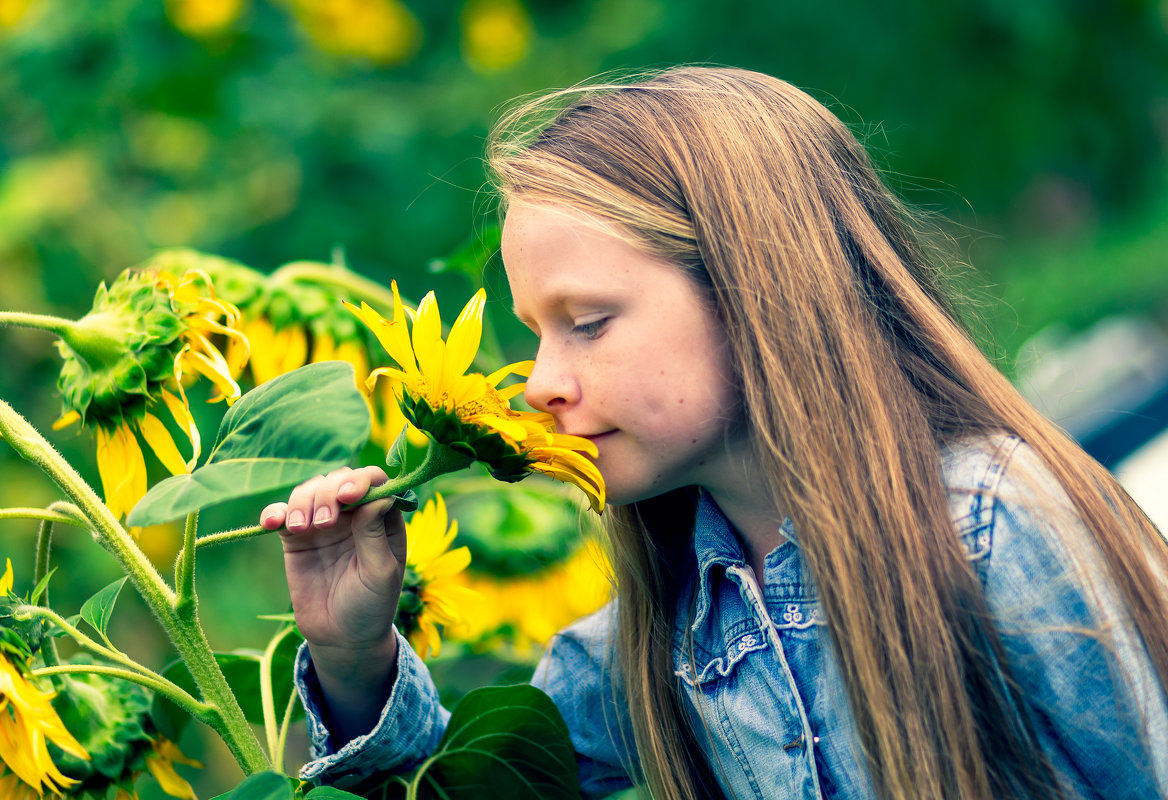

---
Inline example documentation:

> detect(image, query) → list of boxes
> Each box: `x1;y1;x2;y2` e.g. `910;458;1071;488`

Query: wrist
308;630;400;744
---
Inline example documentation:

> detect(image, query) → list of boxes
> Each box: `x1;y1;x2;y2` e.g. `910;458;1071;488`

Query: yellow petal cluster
401;494;478;660
453;540;613;649
0;655;89;796
346;284;605;513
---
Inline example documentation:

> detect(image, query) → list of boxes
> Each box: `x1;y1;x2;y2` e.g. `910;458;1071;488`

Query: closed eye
573;318;608;340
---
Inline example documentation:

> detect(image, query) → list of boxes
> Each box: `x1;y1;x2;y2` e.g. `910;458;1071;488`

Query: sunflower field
3;1;1168;798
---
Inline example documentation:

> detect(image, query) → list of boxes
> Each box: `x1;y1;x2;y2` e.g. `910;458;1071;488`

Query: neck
702;447;787;577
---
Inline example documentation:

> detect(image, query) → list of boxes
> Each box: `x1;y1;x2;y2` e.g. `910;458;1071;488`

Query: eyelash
573;318;608;340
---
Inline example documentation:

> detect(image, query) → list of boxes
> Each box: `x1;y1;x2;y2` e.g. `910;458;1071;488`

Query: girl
260;67;1168;799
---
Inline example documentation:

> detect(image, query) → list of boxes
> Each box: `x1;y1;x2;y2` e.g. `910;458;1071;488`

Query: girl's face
502;202;744;506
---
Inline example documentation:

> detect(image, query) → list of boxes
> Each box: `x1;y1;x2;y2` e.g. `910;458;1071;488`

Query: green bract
401;394;531;482
50;663;156;795
56;272;184;428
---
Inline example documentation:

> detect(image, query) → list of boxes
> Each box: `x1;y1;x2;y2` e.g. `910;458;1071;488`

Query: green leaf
303;788;368;799
79;577;129;638
151;659;199;741
29;567;56;604
352;685;581;800
128;361;371;526
385;424;410;474
210;770;296;800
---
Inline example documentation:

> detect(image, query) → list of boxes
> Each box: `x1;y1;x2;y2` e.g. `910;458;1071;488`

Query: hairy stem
175;511;198;611
33;664;213;720
0;311;76;337
34;517;62;671
259;625;298;766
359;441;473;505
0;401;269;774
0;507;86;527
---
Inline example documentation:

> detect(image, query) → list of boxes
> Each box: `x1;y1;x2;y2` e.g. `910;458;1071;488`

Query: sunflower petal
137;413;189;476
52;410;81;431
443;289;485;386
161;389;200;469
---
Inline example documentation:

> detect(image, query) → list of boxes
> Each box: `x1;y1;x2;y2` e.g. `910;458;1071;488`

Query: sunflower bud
55;272;184;428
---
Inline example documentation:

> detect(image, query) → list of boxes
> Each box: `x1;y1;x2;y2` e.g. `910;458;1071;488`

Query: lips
578;430;616;445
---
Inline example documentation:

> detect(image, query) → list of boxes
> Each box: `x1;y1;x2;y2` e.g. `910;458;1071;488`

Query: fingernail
314;507;332;526
340;481;356;496
288;510;305;528
262;512;279;528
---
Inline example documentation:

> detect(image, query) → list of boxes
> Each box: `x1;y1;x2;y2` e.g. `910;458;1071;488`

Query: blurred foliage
3;0;1168;795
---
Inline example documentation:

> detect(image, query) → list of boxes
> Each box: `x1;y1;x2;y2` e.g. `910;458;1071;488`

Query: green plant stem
194;524;267;550
19;605;179;691
175;511;198;611
269;261;401;312
32;664;214;720
359;440;474;505
0;400;269;775
259;625;298;767
0;311;76;337
274;680;299;774
34;516;62;671
0;507;86;527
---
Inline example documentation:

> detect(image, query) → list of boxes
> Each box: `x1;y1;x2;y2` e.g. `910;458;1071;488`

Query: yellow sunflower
398;494;478;660
52;268;248;522
453;539;613;649
0;653;90;796
345;284;605;513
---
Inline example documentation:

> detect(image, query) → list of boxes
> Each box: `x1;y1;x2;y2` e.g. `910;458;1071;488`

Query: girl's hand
260;465;405;740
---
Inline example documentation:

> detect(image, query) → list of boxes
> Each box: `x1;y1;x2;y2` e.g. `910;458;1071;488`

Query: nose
523;342;579;413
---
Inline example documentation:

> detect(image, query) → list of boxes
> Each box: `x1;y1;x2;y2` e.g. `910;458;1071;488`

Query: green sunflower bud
49;662;156;793
55;270;187;428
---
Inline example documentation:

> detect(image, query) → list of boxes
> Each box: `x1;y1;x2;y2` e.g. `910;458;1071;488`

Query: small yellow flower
279;0;421;65
346;284;605;512
461;0;532;74
398;494;478;660
53;268;248;523
0;654;89;796
166;0;245;37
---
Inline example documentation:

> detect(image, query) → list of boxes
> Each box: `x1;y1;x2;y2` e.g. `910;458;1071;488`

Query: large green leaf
210;770;296;800
128;361;370;526
350;685;581;800
149;637;304;742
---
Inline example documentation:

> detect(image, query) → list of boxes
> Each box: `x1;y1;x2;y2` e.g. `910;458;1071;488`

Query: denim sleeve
532;603;638;799
983;440;1168;797
294;627;450;788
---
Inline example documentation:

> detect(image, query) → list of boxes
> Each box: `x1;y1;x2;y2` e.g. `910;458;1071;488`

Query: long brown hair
487;67;1168;800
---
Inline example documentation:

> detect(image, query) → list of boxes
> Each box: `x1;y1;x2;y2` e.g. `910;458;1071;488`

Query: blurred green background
3;0;1168;796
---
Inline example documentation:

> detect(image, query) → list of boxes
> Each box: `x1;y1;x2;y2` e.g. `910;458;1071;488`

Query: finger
349;498;404;573
333;466;389;506
285;474;325;532
260;502;287;530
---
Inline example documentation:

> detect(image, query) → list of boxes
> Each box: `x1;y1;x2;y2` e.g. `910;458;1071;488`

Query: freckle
692;439;698;444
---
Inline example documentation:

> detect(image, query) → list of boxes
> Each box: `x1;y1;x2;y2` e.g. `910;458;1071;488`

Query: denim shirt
294;434;1168;798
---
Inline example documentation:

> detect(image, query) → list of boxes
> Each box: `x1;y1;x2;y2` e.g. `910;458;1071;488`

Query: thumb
349;498;406;574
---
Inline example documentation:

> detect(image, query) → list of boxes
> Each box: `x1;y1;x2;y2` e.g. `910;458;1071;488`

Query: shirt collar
689;491;797;631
